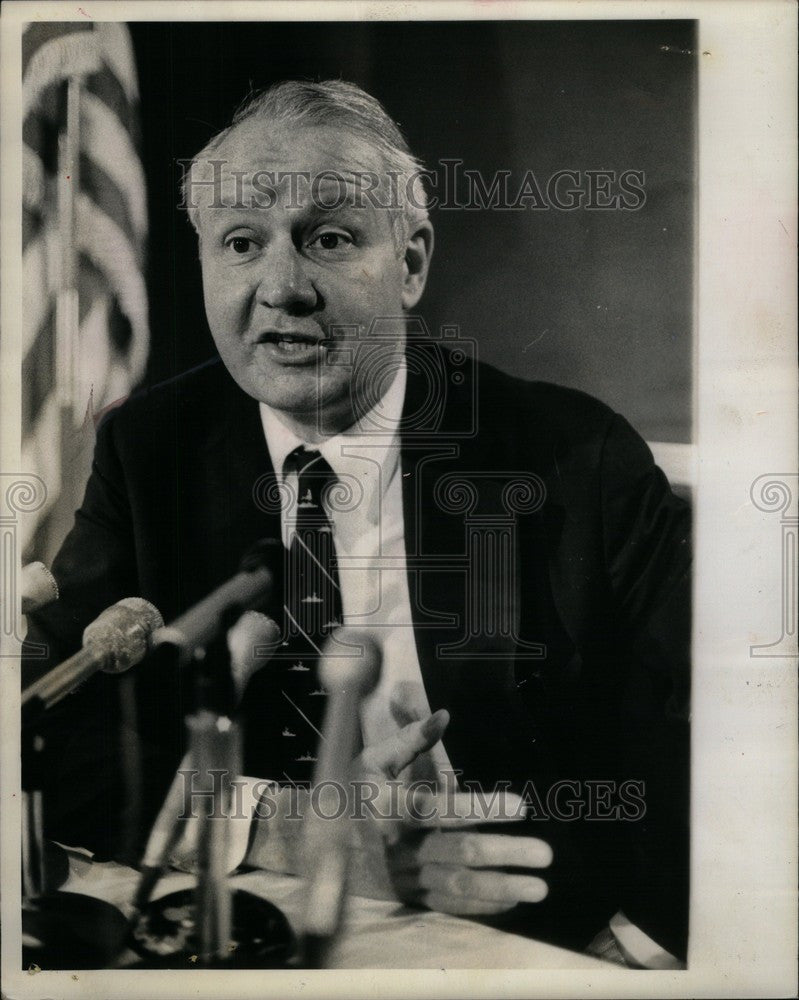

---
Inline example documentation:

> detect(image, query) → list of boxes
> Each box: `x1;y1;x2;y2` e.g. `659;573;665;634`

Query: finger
417;831;553;869
420;892;516;916
417;863;549;904
358;709;450;779
404;789;526;827
389;872;513;915
388;683;422;728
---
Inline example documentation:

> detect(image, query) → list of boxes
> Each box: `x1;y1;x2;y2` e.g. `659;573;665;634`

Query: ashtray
129;887;297;968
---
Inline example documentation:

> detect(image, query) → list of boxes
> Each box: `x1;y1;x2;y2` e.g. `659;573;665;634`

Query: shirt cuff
609;910;685;969
165;774;279;876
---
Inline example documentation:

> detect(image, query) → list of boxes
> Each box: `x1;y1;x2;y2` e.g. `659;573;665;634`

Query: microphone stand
19;596;164;966
189;625;239;966
21;702;131;969
128;610;295;968
298;631;381;968
21;727;47;901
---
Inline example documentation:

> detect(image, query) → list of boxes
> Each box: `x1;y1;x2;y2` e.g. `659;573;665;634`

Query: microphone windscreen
116;597;164;632
227;611;281;700
84;598;164;674
21;562;59;614
318;629;381;698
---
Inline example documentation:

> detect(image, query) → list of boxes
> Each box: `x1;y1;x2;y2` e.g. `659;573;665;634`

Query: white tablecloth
56;848;606;969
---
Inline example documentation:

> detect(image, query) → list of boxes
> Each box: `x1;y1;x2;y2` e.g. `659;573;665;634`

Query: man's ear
401;219;434;310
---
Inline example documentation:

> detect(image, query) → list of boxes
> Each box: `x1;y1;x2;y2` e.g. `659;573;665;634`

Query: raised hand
350;709;553;916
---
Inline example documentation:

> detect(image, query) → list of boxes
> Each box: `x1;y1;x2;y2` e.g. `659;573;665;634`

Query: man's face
195;119;430;433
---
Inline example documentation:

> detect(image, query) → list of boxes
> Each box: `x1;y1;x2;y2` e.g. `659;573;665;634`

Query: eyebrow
200;201;387;243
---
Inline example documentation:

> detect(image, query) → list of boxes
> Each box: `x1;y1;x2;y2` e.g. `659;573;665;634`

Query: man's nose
255;238;318;313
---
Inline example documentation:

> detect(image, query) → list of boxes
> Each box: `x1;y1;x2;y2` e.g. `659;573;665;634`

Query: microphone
301;629;381;967
152;539;281;664
129;610;296;968
21;562;59;614
21;597;162;917
227;610;282;701
132;611;281;913
22;598;163;721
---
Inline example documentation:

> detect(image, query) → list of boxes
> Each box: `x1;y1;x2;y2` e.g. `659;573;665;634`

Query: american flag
21;22;149;564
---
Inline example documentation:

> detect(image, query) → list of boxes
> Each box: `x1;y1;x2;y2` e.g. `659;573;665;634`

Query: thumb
358;709;450;779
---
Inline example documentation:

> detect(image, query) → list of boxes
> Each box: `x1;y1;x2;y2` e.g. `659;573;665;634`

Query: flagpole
48;75;82;559
56;74;80;423
24;73;84;894
43;76;82;568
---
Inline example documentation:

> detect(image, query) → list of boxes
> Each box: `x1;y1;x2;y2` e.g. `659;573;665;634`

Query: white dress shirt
259;363;454;785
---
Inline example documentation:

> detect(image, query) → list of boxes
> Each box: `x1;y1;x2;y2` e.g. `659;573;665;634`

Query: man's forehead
188;117;404;220
202;118;383;180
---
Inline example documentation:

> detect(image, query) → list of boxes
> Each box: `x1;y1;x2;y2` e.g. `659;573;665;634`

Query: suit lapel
399;346;575;788
400;345;522;784
185;362;282;604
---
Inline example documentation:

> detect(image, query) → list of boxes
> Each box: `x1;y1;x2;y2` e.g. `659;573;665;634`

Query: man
23;80;690;967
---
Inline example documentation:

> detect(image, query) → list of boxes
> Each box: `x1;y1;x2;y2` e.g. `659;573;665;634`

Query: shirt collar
259;361;406;517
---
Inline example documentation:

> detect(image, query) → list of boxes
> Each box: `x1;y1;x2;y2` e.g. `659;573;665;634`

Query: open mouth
256;331;330;362
259;331;320;345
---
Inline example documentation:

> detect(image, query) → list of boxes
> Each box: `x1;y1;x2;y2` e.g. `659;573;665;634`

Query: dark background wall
129;19;695;443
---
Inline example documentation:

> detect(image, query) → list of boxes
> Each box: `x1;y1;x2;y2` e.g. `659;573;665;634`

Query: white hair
183;79;429;253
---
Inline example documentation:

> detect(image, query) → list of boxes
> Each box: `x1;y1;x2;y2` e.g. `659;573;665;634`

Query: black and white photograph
0;2;795;997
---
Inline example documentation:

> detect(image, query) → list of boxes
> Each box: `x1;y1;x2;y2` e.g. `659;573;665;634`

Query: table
53;847;607;969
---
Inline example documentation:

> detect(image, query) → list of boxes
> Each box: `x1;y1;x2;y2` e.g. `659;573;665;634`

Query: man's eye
226;236;254;254
310;231;352;251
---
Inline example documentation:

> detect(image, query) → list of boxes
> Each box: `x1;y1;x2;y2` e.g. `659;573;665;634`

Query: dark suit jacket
23;343;691;959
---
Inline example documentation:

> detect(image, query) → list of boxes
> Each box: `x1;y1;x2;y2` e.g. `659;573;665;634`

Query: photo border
1;2;796;997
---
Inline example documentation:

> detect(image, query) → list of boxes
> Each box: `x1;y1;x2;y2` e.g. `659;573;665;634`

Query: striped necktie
278;447;343;784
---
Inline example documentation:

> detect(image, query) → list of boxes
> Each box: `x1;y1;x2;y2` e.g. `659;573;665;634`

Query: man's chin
244;371;353;434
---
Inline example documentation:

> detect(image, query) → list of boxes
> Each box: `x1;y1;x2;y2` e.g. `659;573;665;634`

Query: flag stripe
22;142;47;216
22;21;149;564
95;22;139;102
22;78;64;131
22;22;93;74
85;66;138;140
20;394;62;553
24;30;100;116
82;91;147;237
24;91;147;244
21;233;55;358
76;252;113;325
22;104;61;181
22;303;56;430
23;203;40;250
76;194;149;381
74;294;109;411
80;153;139;257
